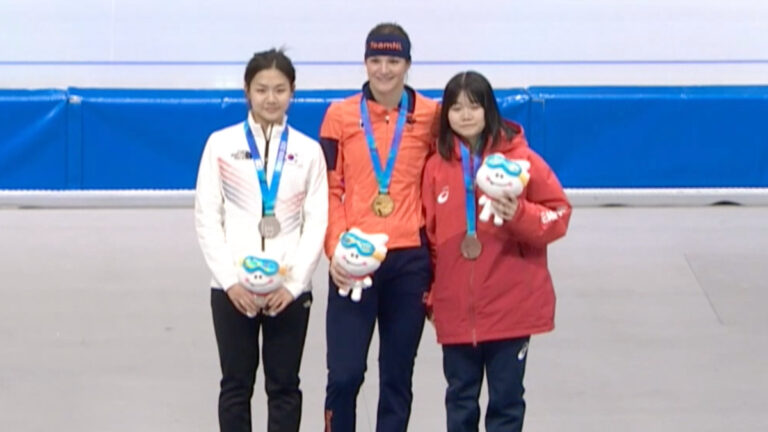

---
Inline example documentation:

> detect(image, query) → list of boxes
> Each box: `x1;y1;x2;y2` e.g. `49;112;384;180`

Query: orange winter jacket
422;121;571;345
319;84;439;257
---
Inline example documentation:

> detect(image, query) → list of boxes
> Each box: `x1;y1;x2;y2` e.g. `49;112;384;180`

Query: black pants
324;235;431;432
443;337;530;432
211;289;312;432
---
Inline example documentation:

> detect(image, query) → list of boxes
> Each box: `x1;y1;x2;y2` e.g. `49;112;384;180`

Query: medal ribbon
244;121;289;216
459;141;481;236
360;91;409;195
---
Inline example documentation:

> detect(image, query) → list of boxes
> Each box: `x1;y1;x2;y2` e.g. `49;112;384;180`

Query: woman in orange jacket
318;22;439;432
422;71;571;432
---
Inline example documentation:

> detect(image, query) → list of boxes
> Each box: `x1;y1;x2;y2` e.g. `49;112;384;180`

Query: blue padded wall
1;87;766;190
71;88;248;189
528;87;768;188
0;90;68;189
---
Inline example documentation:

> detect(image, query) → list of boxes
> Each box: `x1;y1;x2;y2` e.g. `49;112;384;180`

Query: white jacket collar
247;113;288;143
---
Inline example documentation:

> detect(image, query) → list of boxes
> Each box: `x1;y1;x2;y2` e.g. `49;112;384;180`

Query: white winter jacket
194;114;328;298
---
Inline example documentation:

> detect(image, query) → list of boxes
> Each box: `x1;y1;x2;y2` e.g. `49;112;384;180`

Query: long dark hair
437;71;514;161
244;48;296;89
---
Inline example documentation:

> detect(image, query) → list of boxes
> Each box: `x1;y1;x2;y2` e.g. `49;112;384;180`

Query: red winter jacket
422;121;571;345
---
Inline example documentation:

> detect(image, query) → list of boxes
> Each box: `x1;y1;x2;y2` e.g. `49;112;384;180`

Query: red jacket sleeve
505;151;571;247
319;103;347;257
421;156;438;311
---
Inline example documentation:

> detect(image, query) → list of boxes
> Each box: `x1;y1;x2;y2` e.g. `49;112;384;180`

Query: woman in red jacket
422;71;571;432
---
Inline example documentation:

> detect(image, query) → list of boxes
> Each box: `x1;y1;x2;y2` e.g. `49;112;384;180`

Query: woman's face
245;67;293;126
365;56;409;96
448;91;486;144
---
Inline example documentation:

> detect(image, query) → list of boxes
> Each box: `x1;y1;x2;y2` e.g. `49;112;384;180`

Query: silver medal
259;216;281;239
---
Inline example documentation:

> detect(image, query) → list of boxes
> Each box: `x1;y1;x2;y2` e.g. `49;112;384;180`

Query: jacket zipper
469;261;477;346
261;126;272;252
384;110;394;231
469;159;478;346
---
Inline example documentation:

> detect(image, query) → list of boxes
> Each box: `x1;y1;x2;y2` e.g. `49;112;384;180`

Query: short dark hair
244;49;296;89
437;71;515;161
366;23;411;61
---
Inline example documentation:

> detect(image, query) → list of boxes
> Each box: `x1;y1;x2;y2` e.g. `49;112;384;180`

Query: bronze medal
372;193;395;217
460;235;482;260
259;216;281;239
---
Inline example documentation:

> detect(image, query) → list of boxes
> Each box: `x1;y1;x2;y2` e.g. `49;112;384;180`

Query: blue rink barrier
0;87;766;194
527;86;768;188
70;88;248;189
0;90;68;189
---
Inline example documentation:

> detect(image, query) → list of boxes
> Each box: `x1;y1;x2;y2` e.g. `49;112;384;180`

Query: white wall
2;0;768;89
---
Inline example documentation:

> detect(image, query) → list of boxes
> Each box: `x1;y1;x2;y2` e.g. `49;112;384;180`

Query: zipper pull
385;115;390;124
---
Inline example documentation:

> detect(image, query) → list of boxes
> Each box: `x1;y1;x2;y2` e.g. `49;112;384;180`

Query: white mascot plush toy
476;153;531;226
237;255;288;309
333;228;389;302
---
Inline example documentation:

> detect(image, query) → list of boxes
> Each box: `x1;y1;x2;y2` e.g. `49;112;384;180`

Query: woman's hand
329;256;353;289
491;194;519;221
423;291;434;325
264;287;294;316
226;283;261;317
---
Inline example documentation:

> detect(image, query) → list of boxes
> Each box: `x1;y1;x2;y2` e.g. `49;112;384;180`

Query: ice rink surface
1;206;766;431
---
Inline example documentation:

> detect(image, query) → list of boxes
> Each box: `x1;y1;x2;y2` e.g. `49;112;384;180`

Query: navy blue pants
212;289;312;432
324;237;431;432
442;336;530;432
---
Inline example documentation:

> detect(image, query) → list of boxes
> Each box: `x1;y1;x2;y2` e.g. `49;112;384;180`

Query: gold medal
460;235;482;260
372;193;395;217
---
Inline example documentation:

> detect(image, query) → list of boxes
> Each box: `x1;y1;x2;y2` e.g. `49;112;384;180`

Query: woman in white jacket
194;49;328;432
